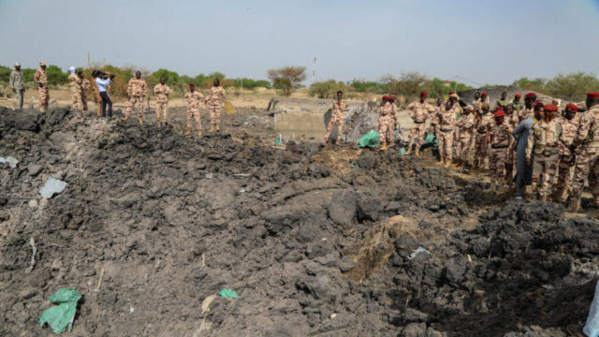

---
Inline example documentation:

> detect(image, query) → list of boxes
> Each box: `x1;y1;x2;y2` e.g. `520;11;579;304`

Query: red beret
588;92;599;99
481;92;487;96
495;106;503;110
544;104;558;112
515;94;522;98
494;110;505;117
382;95;389;100
525;92;536;98
388;96;396;101
449;91;455;95
421;91;427;96
189;83;195;87
536;99;542;104
566;103;579;111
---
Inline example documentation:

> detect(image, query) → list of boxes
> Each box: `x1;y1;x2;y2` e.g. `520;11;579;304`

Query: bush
267;66;307;97
546;72;599;101
351;79;385;94
0;66;10;83
45;65;69;86
232;78;272;89
309;80;348;99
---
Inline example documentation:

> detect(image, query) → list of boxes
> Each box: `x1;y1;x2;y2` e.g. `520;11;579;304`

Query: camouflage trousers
408;123;426;148
71;92;82;110
126;96;144;118
570;147;599;200
505;142;516;182
457;135;473;165
323;116;343;144
553;154;575;200
438;129;454;162
452;130;461;160
156;101;168;123
473;132;488;168
210;104;222;127
378;117;394;144
38;85;49;110
186;107;201;131
81;94;88;112
531;152;560;197
488;147;508;184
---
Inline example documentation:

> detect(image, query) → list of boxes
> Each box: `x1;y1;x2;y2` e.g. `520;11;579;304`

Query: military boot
139;118;144;125
216;126;220;132
209;127;215;133
405;146;412;155
569;198;581;212
415;149;420;157
380;142;388;151
121;116;129;121
184;127;191;136
198;130;202;136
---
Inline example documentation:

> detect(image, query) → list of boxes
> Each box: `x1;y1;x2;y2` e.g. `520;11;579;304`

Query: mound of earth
0;106;597;337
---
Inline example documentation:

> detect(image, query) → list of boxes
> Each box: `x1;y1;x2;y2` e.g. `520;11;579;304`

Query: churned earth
0;106;598;337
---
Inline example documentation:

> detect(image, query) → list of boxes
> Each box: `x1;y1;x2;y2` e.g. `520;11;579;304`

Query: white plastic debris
0;156;19;168
40;177;67;199
408;247;431;260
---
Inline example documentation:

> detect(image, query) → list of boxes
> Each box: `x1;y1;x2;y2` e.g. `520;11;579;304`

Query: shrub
546;72;599;101
267;66;307;97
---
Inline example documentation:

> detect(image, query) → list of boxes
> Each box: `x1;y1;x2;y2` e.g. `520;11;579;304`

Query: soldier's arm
9;73;15;89
572;113;591;148
143;82;148;96
127;80;133;96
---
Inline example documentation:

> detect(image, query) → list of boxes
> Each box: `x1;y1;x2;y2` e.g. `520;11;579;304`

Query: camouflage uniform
81;78;91;112
34;68;49;111
570;104;599;203
456;113;475;165
68;73;82;109
437;104;459;163
489;122;512;185
526;119;563;198
407;101;436;151
185;91;205;133
473;113;494;168
207;86;226;129
153;83;171;124
430;105;442;137
126;78;148;119
552;115;580;200
519;107;534;122
378;102;396;145
323;99;346;144
473;99;482;115
504;111;519;181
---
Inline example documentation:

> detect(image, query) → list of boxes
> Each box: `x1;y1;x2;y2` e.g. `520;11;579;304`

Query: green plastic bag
274;134;282;146
357;131;380;148
423;133;439;146
39;288;81;335
219;289;238;298
399;147;407;156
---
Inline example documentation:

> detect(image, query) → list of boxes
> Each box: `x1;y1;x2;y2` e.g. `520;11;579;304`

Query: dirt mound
0;106;597;336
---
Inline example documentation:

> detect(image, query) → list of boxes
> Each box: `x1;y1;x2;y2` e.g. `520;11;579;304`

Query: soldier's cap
566;103;579;112
39;62;46;67
494;110;505;117
382;95;389;100
495;106;503;110
189;83;195;87
420;91;427;96
14;62;20;67
449;91;455;95
481;92;487;96
515;94;522;99
525;92;536;98
587;92;599;99
544;104;558;112
388;96;396;101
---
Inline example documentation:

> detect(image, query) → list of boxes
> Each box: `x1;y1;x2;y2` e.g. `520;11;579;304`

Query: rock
27;268;51;288
84;269;96;277
357;192;382;222
328;191;357;226
338;257;356;273
307;243;331;259
308;163;330;177
401;322;427;337
357;153;377;170
404;308;429;323
445;256;468;286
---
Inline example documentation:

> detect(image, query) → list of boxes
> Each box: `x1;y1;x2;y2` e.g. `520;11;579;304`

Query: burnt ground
1;106;599;337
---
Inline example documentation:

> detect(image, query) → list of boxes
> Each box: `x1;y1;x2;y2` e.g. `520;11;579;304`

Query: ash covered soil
1;106;599;337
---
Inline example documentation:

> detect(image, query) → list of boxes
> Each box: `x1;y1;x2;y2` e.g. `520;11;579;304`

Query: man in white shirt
94;70;115;118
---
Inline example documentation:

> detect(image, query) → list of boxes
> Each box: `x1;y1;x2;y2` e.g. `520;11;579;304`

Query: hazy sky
1;0;598;86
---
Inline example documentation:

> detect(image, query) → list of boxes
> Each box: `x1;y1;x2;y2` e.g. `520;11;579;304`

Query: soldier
184;83;205;136
552;103;580;202
80;72;91;112
406;91;436;155
430;98;444;137
9;62;25;111
206;78;226;132
123;70;147;124
510;93;524;113
473;103;493;169
519;93;536;122
378;96;396;151
91;71;103;117
526;104;564;201
153;76;171;126
504;104;519;182
34;62;49;112
472;92;482;115
569;92;599;211
437;93;460;167
68;66;82;110
456;105;476;167
480;92;489;110
496;91;509;109
322;90;347;145
488;109;512;191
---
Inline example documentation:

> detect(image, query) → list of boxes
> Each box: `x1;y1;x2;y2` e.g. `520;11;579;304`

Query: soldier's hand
38;82;43;88
526;156;531;166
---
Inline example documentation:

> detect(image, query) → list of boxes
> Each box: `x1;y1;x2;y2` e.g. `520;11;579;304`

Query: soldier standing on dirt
519;93;536;122
510;94;524;114
495;91;509;109
9;62;25;111
322;90;347;145
488;109;512;192
184;83;206;136
480;92;489;112
473;103;493;169
68;66;82;110
437;93;460;167
378;96;395;151
568;92;599;211
207;78;226;132
406;91;436;156
153;76;170;126
504;105;519;183
34;62;49;112
526;104;564;201
455;105;476;167
430;98;444;138
123;71;147;124
473;92;482;115
552;103;580;202
80;72;91;112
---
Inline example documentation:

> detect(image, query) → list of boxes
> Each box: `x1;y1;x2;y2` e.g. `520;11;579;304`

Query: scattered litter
25;237;37;274
129;306;134;314
40;177;67;199
202;295;216;313
423;133;438;146
399;147;407;156
0;156;19;168
219;289;238;299
225;101;237;114
233;174;250;177
243;121;250;126
330;313;337;319
357;131;380;148
39;288;82;335
239;189;246;194
408;247;431;260
274;134;282;146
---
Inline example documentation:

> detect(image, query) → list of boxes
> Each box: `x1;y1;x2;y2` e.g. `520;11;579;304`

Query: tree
381;72;428;101
308;80;348;99
512;77;548;94
546;72;599;100
45;65;68;85
152;68;180;87
0;65;10;83
267;66;307;97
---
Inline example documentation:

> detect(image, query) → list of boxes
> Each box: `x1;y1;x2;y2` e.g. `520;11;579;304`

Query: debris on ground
39;288;82;335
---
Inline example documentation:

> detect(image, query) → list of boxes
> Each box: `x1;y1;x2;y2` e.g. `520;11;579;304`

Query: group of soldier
8;62;227;135
323;89;599;212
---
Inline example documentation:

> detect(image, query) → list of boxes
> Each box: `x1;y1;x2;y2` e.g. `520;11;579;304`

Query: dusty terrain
0;96;599;337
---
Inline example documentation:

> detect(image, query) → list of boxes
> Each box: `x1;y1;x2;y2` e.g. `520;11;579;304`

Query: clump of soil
0;106;597;337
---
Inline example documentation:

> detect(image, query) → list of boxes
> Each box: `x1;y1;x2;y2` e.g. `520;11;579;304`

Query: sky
1;0;598;86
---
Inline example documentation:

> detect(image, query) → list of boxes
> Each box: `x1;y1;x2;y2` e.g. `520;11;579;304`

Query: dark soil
0;106;598;337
